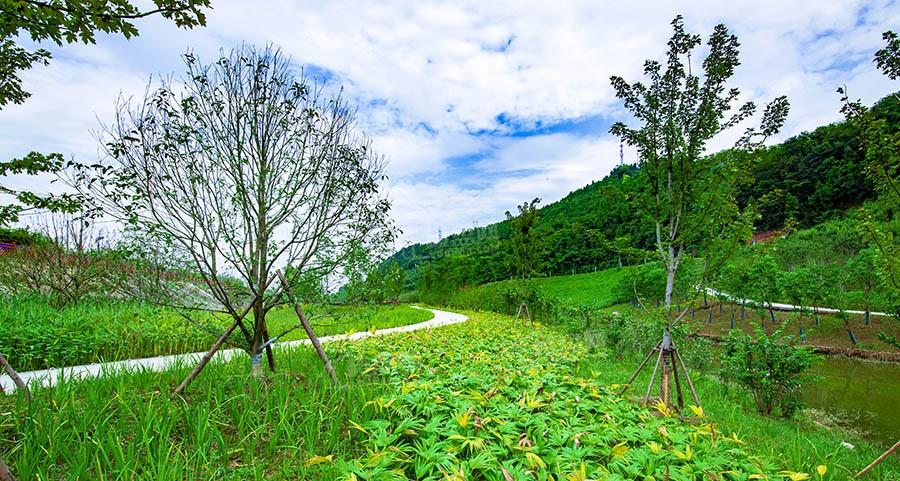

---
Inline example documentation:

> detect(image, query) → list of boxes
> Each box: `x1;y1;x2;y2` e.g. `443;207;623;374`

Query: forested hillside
389;92;899;291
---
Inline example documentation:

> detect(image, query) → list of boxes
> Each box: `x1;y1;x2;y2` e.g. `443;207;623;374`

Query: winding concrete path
0;306;467;394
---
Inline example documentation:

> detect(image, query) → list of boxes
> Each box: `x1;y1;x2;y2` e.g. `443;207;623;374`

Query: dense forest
388;92;899;292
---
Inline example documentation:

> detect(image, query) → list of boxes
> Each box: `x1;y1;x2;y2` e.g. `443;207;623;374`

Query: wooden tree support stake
277;270;338;385
514;302;534;327
174;274;277;395
855;440;898;478
621;329;701;410
0;353;28;399
0;455;16;481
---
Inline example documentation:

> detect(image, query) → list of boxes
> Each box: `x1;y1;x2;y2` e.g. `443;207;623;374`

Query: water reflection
802;357;900;447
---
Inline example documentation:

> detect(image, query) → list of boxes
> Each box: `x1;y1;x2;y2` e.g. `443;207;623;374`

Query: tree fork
174;274;276;395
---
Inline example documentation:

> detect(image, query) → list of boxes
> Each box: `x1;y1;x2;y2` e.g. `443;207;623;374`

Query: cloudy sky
3;0;898;248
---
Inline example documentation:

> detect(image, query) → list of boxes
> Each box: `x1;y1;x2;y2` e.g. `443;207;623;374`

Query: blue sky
2;0;898;247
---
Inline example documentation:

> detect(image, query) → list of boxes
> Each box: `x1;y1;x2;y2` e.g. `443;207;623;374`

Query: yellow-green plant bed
331;311;794;481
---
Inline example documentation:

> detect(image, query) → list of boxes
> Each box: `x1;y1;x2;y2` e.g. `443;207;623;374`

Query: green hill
389;92;899;294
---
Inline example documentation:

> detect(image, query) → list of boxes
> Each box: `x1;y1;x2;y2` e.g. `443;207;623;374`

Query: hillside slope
389;93;899;292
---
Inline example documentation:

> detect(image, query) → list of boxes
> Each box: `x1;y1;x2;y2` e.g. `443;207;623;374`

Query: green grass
576;349;897;480
2;310;894;480
1;348;379;480
0;296;432;371
530;266;634;308
265;304;433;342
445;266;634;314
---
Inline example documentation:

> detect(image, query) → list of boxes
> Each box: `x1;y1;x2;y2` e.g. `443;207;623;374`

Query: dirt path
0;306;467;394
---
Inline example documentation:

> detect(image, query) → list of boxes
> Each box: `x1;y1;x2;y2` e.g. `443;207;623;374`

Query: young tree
383;261;406;303
79;45;393;378
609;16;790;308
505;198;542;281
847;248;878;325
505;198;542;324
747;253;781;324
838;30;900;320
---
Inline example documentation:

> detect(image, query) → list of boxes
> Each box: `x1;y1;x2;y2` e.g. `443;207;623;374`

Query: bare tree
77;45;393;380
0;214;122;306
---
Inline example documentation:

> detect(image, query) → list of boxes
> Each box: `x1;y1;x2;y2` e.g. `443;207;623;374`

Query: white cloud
1;0;898;246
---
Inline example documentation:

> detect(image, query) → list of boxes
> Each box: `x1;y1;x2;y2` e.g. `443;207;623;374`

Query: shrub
720;324;820;417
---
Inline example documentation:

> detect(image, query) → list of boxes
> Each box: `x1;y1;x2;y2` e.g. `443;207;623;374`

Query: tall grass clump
1;348;381;480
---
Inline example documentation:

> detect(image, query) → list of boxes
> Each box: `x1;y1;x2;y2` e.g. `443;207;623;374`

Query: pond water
802;356;900;447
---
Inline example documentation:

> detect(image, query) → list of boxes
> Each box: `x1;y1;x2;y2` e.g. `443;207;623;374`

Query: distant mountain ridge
387;92;899;291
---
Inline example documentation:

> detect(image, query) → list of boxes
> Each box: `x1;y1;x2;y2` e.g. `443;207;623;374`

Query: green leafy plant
720;324;820;417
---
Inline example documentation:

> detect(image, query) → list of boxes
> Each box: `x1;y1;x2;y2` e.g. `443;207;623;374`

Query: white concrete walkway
1;306;467;394
703;287;891;317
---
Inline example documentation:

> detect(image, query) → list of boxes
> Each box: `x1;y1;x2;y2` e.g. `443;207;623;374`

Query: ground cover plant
334;312;836;481
2;310;895;480
0;296;432;371
577;346;898;480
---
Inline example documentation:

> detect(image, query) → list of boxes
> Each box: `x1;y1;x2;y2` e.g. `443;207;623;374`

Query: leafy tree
778;265;816;320
505;197;543;323
1;0;210;107
847;248;879;325
382;261;405;303
342;242;377;304
1;0;211;227
609;15;789;307
505;198;542;281
875;31;899;80
746;253;781;323
78;45;394;377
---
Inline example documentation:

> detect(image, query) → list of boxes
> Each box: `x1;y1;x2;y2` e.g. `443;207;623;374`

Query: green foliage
338;312;789;481
0;226;50;245
721;325;820;417
395;164;647;293
0;152;85;225
609;15;788;307
715;213;898;313
0;295;432;371
0;0;209;106
580;349;895;480
875;31;899;80
505;197;542;281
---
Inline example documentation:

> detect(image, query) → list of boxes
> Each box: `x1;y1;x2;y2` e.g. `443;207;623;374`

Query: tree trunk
664;263;676;308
